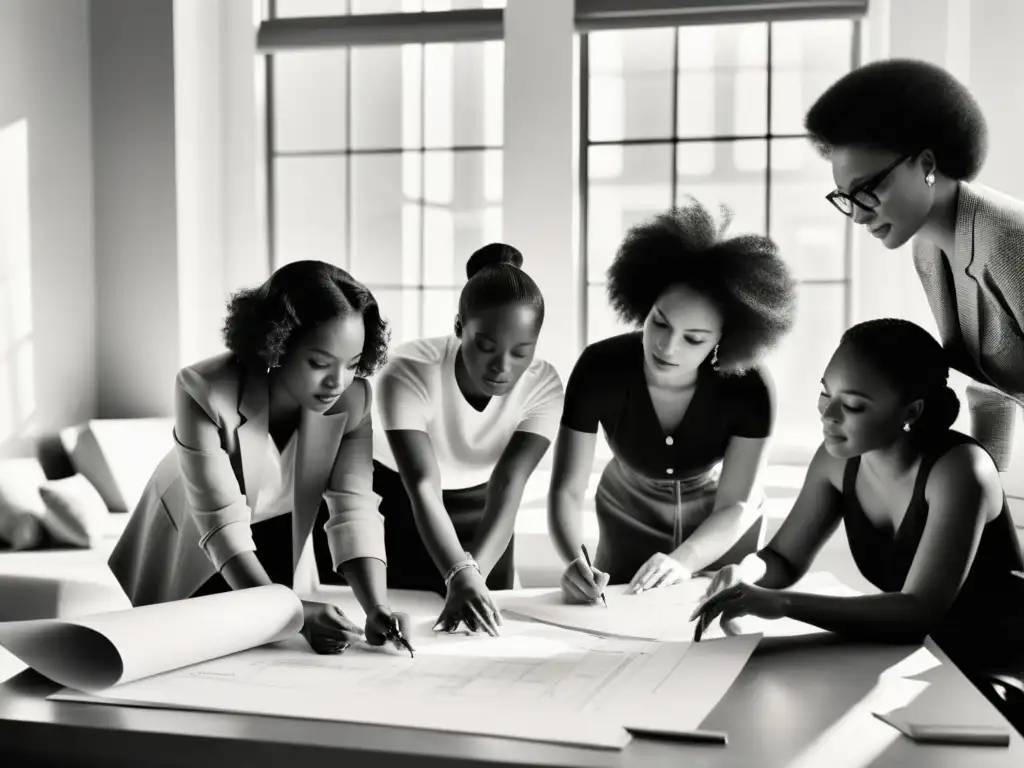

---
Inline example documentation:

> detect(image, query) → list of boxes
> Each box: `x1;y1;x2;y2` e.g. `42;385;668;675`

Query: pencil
580;544;608;608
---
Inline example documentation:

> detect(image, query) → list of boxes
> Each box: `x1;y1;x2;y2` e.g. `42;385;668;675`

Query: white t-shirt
373;335;565;490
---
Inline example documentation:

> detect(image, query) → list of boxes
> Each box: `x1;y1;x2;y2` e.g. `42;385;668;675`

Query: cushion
0;459;46;550
38;474;109;548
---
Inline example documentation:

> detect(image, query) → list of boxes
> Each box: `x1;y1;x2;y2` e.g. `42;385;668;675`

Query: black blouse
560;333;774;480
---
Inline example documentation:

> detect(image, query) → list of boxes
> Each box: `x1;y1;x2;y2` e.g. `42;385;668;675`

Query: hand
299;599;364;655
627;552;691;593
689;582;788;627
364;605;415;653
700;564;743;603
560;557;610;604
435;567;502;636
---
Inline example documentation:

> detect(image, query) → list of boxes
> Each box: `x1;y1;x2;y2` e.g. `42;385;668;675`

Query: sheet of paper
499;580;712;642
48;613;761;750
0;584;302;691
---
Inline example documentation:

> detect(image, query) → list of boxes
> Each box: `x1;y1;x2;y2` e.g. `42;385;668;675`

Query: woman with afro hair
109;261;415;656
806;59;1024;473
549;199;797;602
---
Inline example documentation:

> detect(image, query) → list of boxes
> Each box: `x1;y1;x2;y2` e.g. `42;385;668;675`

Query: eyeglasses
825;154;912;216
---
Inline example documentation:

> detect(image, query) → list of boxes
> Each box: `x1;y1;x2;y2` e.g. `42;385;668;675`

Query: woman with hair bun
548;199;798;602
373;243;564;636
696;319;1024;673
806;59;1024;471
110;260;413;656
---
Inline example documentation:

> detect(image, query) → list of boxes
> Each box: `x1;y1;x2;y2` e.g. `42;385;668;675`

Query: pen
625;726;728;745
580;544;608;608
388;619;415;658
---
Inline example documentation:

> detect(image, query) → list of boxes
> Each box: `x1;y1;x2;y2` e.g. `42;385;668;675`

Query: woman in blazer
109;260;412;655
805;59;1024;470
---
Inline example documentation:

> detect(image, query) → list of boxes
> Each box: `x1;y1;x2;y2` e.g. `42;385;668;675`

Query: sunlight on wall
0;118;36;452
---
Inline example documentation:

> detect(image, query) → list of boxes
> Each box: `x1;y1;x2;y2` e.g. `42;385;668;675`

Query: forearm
469;475;525;577
408;484;470;577
780;591;933;644
748;548;803;590
548;487;586;565
339;557;390;614
672;502;760;574
218;550;274;590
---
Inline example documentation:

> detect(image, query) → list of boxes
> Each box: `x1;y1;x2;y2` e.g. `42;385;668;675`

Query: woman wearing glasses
805;59;1024;471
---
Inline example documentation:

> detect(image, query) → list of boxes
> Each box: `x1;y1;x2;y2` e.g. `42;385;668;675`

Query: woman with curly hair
373;244;563;636
695;319;1024;680
805;59;1024;471
549;200;797;603
109;261;414;656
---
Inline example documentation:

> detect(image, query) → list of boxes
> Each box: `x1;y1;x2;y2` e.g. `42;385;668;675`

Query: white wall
0;0;96;459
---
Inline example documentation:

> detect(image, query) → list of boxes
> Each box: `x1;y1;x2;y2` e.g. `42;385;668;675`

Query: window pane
587;143;673;281
676;140;767;239
351;46;419;150
770;20;853;135
350;153;422;285
422;149;502;285
424;42;502;148
770;137;847;281
371;288;423;347
272;51;347;152
273;157;347;267
276;0;350;17
588;28;674;142
422;288;460;339
586;283;633;345
762;282;846;451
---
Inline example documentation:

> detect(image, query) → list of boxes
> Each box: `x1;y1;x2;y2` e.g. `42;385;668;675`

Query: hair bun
466;243;524;279
934;385;961;430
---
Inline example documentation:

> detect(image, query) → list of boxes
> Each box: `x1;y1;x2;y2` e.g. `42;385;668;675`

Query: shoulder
175;352;241;421
575;333;640;370
970;183;1024;252
377;336;448;383
522;357;564;390
715;363;774;402
925;432;1002;511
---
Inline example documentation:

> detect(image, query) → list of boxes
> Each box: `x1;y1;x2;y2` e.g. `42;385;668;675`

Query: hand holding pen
559;545;611;606
365;606;415;658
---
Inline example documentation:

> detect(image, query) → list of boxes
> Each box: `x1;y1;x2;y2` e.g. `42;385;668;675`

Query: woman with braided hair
548;199;798;603
696;319;1024;677
372;243;564;636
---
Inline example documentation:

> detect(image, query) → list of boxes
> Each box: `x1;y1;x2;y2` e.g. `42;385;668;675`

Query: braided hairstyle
458;243;545;324
222;260;390;377
839;318;960;440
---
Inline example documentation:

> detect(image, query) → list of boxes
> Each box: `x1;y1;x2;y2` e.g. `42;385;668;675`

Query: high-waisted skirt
190;501;347;597
373;460;515;595
593;457;766;585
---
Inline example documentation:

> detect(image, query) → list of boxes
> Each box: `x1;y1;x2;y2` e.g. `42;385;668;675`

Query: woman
805;58;1024;470
550;200;797;603
695;319;1024;678
109;261;412;655
373;243;563;636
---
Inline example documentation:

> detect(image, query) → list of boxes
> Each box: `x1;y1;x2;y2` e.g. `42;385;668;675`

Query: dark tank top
842;430;1024;639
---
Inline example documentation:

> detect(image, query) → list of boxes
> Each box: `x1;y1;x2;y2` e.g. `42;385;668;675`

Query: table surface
1;585;1022;768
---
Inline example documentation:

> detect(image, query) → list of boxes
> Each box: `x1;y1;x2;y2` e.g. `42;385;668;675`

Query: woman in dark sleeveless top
696;319;1024;682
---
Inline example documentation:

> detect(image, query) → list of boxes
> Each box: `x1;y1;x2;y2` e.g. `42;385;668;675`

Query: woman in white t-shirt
373;244;565;636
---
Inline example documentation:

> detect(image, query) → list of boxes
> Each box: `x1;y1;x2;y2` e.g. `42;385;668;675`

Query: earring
925;172;935;187
710;344;719;370
902;422;911;432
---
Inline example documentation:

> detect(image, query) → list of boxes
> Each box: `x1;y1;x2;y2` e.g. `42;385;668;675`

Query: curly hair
804;59;988;181
222;260;390;377
606;199;797;375
458;242;545;324
840;318;960;441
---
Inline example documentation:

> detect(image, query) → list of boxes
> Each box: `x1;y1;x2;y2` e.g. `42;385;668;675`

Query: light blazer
108;352;387;606
913;181;1024;407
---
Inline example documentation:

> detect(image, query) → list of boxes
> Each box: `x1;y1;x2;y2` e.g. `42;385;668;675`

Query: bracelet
444;554;480;588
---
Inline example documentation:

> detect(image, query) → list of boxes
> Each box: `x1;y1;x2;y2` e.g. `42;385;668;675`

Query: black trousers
191;501;347;597
372;460;515;596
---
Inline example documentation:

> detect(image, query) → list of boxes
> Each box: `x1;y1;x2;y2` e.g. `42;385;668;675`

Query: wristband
444;554;480;588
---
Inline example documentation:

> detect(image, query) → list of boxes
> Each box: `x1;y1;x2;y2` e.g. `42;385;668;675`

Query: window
269;0;504;345
580;20;858;458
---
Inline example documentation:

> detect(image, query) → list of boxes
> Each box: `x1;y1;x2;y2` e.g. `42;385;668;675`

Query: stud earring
925;172;935;187
902;422;911;432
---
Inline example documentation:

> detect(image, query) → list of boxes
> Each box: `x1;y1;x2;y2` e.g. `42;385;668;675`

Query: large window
580;20;858;457
269;0;504;345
